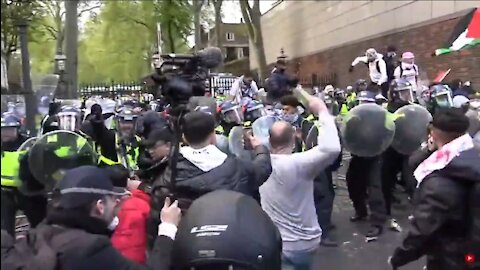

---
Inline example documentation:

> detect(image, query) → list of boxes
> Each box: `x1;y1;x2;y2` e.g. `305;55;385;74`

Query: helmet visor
397;87;414;103
58;112;79;131
433;91;453;108
223;106;244;124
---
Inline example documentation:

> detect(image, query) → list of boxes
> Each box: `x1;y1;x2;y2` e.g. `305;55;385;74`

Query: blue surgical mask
282;112;299;124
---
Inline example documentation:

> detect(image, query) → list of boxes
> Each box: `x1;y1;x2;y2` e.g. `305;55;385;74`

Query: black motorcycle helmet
172;190;282;270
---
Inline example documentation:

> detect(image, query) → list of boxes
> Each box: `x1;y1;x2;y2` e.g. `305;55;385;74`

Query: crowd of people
1;45;479;270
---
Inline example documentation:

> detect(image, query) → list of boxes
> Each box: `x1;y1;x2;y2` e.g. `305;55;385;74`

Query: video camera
150;47;223;107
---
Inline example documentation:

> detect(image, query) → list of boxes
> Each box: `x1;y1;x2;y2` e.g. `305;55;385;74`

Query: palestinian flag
434;7;480;56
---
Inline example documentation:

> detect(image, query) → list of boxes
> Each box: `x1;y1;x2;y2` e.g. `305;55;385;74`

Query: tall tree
239;0;267;81
1;0;43;67
193;0;206;52
211;0;223;49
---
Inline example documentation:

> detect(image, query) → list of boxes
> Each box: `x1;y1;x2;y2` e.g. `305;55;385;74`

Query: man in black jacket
1;165;180;270
151;111;272;211
266;60;298;104
389;109;480;270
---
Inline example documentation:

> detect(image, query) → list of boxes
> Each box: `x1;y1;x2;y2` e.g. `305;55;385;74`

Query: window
226;32;235;41
237;48;244;59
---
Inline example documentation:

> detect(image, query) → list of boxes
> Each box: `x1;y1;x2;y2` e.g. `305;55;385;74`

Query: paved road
313;158;425;270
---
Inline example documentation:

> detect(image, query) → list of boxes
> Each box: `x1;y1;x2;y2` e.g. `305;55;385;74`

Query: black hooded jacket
1;207;172;270
391;148;480;269
151;145;272;211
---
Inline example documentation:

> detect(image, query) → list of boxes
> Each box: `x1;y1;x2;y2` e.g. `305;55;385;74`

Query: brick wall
269;16;480;89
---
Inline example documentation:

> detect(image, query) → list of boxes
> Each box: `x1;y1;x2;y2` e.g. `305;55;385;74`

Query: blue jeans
282;250;316;270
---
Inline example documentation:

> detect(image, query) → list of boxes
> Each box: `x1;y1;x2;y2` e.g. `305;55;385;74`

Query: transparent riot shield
392;104;432;155
305;124;319;150
28;130;97;192
228;126;252;161
215;134;230;155
252;115;276;147
341;103;395;157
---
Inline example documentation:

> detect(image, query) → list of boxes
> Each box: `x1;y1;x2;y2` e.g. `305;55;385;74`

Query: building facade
252;1;480;87
207;23;250;63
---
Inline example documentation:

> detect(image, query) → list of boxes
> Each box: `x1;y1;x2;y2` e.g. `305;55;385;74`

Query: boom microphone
197;47;223;69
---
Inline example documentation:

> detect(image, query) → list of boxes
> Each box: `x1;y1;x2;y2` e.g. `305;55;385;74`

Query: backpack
1;227;79;270
399;64;418;77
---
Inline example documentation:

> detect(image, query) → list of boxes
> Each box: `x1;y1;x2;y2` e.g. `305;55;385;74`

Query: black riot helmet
355;79;368;93
390;78;414;103
172;190;282;270
115;106;139;139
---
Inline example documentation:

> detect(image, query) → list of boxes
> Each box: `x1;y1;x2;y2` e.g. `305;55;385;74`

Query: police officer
94;106;141;174
219;101;244;137
345;90;387;242
381;79;415;231
1;114;46;236
425;84;454;115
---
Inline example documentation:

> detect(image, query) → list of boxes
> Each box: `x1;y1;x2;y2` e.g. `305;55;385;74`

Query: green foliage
1;0;44;64
78;0;193;84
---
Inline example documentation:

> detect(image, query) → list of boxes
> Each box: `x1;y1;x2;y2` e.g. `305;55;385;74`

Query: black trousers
314;170;335;238
368;81;389;98
1;187;47;236
346;155;386;226
381;147;411;215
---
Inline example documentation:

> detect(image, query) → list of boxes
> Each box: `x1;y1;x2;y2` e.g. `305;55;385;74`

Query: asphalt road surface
313;155;425;270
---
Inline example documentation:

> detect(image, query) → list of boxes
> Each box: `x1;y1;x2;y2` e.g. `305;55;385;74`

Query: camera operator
150;110;272;211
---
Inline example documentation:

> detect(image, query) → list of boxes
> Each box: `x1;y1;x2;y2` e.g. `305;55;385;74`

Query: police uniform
1;131;47;237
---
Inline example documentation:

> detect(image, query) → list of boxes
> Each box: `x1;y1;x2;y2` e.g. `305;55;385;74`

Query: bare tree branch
77;4;101;17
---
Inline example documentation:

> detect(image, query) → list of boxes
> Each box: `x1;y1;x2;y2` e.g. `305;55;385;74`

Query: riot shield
34;74;59;116
228;126;252;161
305;124;319;150
16;137;42;196
28;130;97;192
466;107;480;137
215;134;230;155
252;115;276;147
392;104;432;155
341;103;395;157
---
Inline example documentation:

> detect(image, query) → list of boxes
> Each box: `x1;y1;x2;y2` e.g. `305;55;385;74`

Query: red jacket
112;189;151;264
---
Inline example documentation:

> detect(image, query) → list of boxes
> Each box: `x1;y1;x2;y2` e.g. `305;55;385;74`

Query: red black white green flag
434;7;480;56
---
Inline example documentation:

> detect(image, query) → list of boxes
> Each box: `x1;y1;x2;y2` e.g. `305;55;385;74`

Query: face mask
107;216;119;231
282;112;298;124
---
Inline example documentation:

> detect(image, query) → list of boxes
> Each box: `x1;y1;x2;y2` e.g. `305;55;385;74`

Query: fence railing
78;82;145;97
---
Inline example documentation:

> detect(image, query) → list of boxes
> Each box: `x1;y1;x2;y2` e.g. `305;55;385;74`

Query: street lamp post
17;18;36;135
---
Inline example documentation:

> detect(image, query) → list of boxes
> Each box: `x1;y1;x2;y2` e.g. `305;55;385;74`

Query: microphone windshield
198;47;223;69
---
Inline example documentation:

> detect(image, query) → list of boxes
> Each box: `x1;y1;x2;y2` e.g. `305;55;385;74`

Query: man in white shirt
350;48;389;97
394;52;419;97
227;71;259;105
260;89;341;270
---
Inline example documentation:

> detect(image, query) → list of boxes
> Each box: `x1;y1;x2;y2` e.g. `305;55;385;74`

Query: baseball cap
172;190;282;270
57;166;129;209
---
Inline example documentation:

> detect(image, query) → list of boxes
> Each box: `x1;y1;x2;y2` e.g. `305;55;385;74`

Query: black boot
350;213;367;222
365;225;383;242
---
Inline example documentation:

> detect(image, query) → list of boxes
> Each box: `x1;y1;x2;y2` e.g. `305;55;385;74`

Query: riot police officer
1;115;46;236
